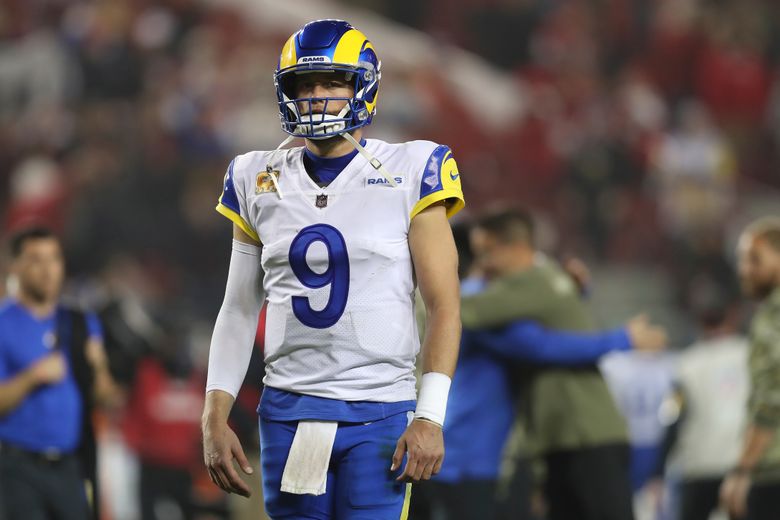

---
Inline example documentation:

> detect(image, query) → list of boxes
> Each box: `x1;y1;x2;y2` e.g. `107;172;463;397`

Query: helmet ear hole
278;72;298;100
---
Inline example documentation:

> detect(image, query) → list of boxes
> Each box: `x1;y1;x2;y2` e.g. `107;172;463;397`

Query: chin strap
340;132;397;188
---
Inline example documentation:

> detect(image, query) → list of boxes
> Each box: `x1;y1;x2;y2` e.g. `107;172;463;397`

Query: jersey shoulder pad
396;139;440;163
406;140;465;220
216;150;274;242
231;150;277;180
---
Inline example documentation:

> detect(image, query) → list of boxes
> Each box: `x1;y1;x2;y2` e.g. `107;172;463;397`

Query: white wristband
414;372;452;427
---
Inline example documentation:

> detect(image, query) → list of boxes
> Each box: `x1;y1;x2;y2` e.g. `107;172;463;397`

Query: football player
201;19;464;520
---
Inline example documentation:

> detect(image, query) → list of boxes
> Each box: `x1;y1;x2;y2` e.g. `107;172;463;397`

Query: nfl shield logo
315;194;328;208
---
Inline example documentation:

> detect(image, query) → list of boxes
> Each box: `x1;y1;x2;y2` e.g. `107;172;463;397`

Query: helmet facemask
274;62;380;140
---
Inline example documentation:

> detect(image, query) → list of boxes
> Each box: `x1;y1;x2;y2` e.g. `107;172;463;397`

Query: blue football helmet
274;20;381;140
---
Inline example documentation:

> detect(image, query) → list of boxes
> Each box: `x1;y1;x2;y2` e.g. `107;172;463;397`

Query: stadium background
1;0;779;518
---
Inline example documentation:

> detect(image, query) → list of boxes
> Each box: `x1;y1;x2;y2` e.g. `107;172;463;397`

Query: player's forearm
415;301;459;427
420;302;461;377
0;370;37;416
735;424;775;472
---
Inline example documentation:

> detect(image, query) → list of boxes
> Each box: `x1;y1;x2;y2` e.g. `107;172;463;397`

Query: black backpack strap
56;307;99;520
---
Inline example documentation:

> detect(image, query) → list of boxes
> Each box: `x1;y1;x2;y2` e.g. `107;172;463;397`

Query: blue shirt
0;299;102;453
437;342;516;482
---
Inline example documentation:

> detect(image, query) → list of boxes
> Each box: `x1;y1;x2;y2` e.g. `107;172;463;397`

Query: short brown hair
474;207;535;246
9;227;57;259
744;217;780;252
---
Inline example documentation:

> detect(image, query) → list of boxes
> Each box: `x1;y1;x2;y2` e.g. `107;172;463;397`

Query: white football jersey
216;138;464;402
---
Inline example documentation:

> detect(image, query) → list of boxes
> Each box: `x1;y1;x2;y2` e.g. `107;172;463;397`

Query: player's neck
305;130;363;158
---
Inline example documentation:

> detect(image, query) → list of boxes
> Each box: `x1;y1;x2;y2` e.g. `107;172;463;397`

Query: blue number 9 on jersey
288;224;350;328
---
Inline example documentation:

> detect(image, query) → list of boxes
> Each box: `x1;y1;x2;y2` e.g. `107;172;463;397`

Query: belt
0;442;72;464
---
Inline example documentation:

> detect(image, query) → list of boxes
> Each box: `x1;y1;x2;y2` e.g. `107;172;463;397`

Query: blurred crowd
1;0;779;519
354;0;780;309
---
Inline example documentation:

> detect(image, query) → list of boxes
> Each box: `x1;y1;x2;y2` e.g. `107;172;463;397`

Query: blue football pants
259;412;411;520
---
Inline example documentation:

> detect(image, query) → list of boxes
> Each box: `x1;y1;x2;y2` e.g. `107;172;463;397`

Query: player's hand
29;352;67;385
626;314;668;353
392;418;444;482
641;477;665;514
720;471;751;519
564;257;591;296
203;421;254;497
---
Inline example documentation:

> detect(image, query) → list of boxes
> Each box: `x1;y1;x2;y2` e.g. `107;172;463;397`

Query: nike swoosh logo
450;172;460;181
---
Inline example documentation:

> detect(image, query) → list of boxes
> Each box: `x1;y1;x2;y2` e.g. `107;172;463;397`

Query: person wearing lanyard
0;227;117;520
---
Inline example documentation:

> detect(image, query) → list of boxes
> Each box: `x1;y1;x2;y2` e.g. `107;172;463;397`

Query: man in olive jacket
460;209;636;520
721;217;780;520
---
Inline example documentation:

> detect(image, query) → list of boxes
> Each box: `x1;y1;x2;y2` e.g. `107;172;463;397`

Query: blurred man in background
720;217;780;519
652;279;748;520
424;216;667;520
0;227;117;520
123;322;207;520
599;345;675;520
454;208;659;520
433;303;667;520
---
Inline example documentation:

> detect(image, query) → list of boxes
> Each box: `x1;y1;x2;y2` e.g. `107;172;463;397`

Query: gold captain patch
256;169;281;194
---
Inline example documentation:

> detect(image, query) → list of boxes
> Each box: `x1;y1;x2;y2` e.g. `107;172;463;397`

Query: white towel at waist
280;420;338;495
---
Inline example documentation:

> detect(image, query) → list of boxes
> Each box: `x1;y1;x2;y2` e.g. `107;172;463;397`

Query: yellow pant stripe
399;483;412;520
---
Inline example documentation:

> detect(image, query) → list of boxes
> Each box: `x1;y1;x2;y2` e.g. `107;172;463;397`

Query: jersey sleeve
216;158;260;242
410;145;465;220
